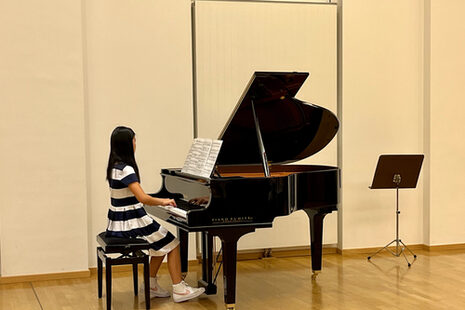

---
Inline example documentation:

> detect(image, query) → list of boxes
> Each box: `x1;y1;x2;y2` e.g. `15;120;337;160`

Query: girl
105;126;204;302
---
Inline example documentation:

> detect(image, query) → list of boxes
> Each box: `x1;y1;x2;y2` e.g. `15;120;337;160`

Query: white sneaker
148;277;170;298
150;286;170;298
172;281;205;302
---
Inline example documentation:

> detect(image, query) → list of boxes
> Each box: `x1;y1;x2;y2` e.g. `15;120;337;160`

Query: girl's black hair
106;126;140;182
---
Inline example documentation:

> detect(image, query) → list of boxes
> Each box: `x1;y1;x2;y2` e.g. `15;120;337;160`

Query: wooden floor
2;248;465;309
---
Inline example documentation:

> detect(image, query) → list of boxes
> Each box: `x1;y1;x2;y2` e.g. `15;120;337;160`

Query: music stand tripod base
366;189;418;267
366;154;424;267
367;237;417;267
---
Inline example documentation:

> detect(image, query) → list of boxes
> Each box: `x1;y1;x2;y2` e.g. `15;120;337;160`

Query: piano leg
198;231;217;294
303;208;332;275
212;227;255;310
177;228;189;274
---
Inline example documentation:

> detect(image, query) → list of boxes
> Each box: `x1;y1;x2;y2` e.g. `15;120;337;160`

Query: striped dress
106;163;179;256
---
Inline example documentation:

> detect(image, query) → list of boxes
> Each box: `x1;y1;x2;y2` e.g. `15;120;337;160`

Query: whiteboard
194;0;338;249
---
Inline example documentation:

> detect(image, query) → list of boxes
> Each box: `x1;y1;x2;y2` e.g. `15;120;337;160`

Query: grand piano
145;72;340;310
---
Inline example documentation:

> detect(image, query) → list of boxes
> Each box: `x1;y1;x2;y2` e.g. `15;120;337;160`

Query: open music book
181;138;223;179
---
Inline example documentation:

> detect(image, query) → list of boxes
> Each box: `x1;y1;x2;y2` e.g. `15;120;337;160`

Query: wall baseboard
0;270;90;285
337;244;424;256
338;243;465;255
2;243;464;284
231;244;338;261
422;243;465;251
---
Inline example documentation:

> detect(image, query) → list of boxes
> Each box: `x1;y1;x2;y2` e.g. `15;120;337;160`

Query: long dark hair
106;126;140;181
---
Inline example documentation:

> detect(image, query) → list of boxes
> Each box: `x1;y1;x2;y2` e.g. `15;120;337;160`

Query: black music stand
367;154;424;267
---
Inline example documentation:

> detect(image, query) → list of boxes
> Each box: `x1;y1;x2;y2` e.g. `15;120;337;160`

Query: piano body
145;72;339;310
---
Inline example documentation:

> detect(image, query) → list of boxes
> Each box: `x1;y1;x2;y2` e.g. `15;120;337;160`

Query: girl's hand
160;198;177;207
127;182;177;207
189;196;209;206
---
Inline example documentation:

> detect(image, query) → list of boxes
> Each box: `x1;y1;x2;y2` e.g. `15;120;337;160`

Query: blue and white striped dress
106;163;179;256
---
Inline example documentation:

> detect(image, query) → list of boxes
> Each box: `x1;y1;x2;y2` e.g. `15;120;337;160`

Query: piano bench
96;232;151;310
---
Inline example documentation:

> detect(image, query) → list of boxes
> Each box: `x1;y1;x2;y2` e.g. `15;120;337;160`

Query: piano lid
216;71;339;166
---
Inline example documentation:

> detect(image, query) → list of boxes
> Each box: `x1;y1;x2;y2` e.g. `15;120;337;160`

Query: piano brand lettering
212;216;254;223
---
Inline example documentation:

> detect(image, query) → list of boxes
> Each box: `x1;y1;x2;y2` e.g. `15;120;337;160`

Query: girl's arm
128;182;177;207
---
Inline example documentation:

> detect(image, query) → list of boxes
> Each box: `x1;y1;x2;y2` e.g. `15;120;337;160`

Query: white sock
172;281;186;293
150;276;158;289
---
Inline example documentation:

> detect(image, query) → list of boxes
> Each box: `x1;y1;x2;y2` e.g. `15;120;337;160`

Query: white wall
84;0;195;267
1;0;465;277
194;0;338;250
427;0;465;245
341;0;424;249
342;0;465;249
0;1;88;275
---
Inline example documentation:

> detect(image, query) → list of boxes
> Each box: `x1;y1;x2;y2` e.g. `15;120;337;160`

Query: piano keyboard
156;199;205;220
176;199;205;211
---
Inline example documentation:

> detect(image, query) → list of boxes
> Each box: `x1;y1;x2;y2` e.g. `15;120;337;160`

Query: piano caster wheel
367;256;371;260
408;263;411;268
225;303;236;310
414;255;417;259
311;270;320;280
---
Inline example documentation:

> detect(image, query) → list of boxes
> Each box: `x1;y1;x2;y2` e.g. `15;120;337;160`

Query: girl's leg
150;255;165;277
169;244;205;302
149;255;170;297
167;245;183;284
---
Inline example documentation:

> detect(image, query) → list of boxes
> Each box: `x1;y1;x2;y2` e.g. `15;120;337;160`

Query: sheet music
181;138;223;178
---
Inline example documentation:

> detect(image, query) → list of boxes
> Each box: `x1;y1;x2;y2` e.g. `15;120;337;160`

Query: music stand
367;154;424;267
